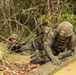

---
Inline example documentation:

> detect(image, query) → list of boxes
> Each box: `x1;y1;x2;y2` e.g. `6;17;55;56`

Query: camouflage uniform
44;21;75;66
30;27;51;65
7;34;34;55
7;34;22;53
30;21;75;66
20;42;34;55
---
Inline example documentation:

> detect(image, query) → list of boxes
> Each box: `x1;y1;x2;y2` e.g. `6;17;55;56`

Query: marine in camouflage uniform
30;21;75;66
7;34;22;53
7;34;34;55
30;27;52;65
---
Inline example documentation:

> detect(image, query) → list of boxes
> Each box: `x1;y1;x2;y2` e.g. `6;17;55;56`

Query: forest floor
0;43;75;75
0;43;40;75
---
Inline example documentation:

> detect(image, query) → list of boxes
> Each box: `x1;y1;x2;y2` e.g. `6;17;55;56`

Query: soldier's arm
30;41;40;59
32;41;39;50
44;31;62;66
58;35;75;59
71;32;76;46
67;35;75;52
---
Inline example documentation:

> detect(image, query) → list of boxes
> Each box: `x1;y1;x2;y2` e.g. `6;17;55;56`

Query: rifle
8;42;25;53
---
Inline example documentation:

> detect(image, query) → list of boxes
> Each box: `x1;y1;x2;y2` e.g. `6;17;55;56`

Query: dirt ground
7;45;76;75
8;46;76;75
53;60;76;75
8;53;30;63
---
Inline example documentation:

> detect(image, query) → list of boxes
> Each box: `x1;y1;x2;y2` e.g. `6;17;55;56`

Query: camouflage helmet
10;34;19;40
42;27;50;34
57;21;73;37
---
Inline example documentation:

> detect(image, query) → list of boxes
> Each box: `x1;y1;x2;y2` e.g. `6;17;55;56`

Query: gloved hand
51;56;63;66
30;50;39;59
58;50;73;59
58;52;64;58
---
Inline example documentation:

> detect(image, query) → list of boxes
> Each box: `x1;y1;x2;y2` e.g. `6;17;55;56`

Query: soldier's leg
20;42;34;55
30;53;50;65
58;49;75;59
21;42;33;51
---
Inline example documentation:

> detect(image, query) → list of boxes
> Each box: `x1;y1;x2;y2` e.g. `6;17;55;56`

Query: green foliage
0;43;8;61
59;11;76;27
37;15;51;24
0;0;76;42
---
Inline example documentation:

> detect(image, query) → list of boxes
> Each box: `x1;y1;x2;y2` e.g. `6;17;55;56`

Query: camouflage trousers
30;50;50;65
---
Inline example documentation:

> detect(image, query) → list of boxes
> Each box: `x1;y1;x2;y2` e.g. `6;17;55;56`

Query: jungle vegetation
0;0;76;42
